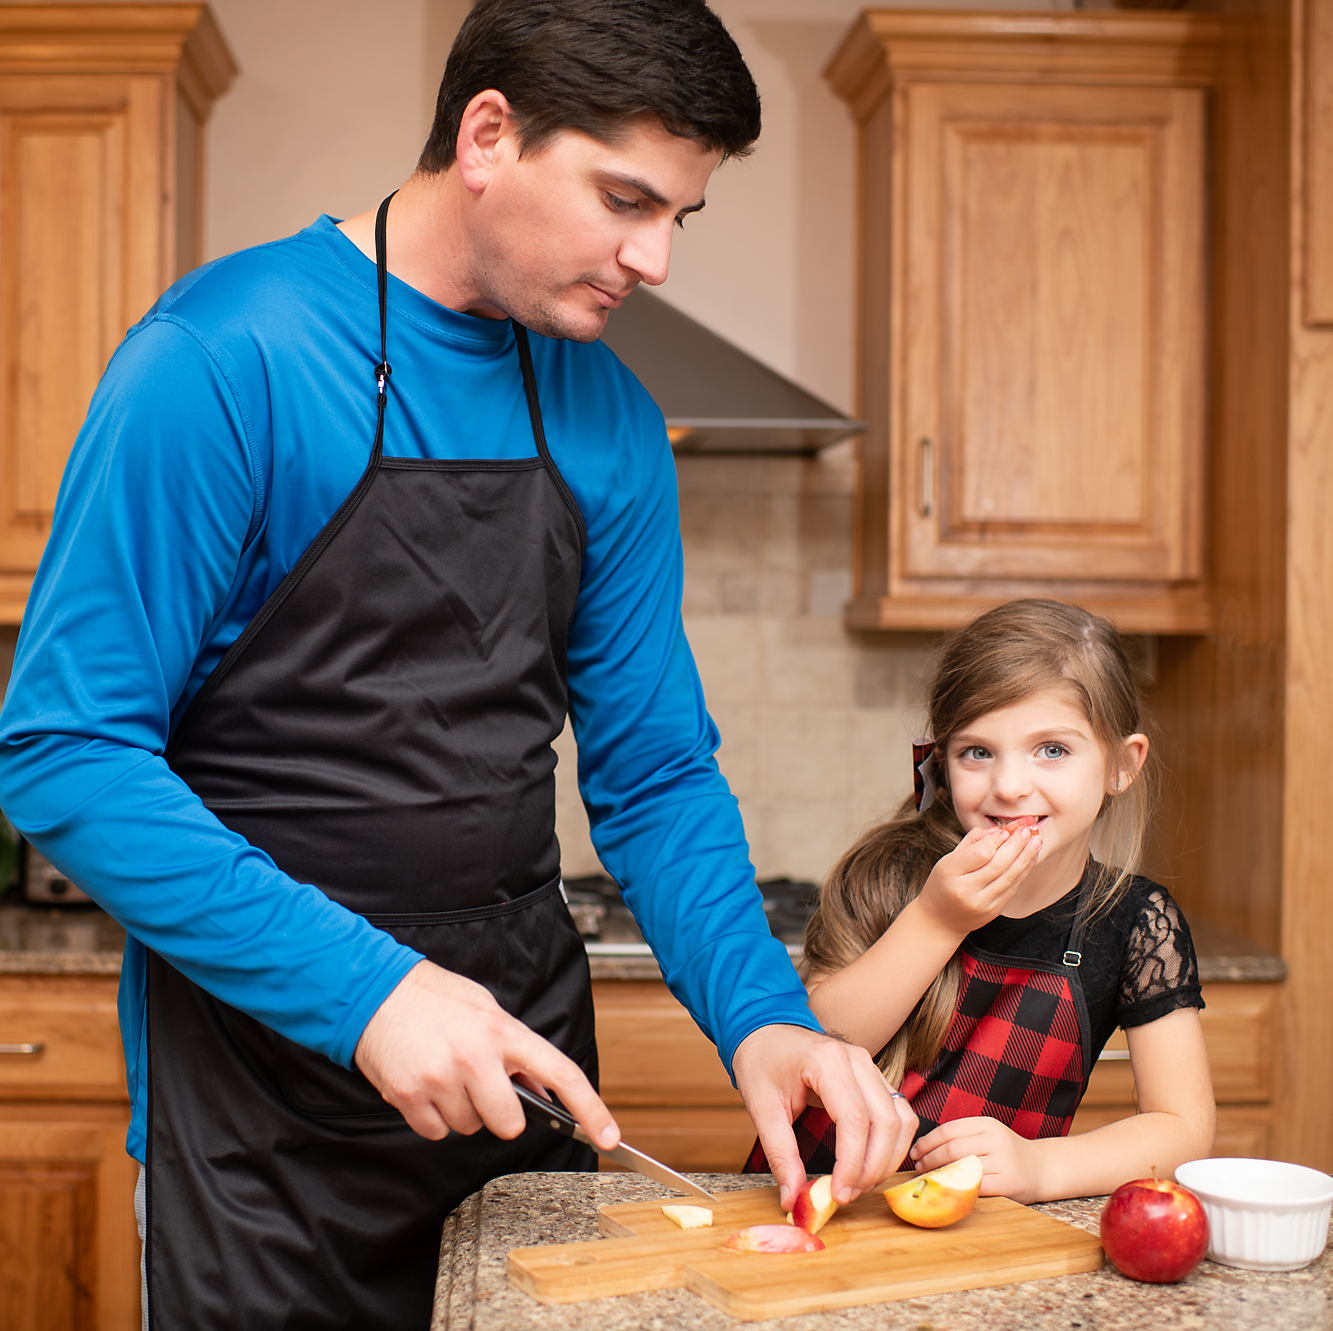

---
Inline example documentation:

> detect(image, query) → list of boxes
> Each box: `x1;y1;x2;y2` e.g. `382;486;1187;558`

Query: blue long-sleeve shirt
0;216;818;1160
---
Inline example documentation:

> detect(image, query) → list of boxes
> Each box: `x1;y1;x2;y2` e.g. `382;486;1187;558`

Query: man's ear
454;89;516;196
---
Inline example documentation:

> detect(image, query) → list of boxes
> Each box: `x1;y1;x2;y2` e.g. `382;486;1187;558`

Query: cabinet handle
1097;1049;1131;1062
918;438;933;516
0;1042;45;1056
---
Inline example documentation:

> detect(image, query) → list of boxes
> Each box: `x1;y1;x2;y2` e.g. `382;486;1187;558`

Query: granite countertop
0;891;1288;984
434;1171;1332;1331
0;902;126;974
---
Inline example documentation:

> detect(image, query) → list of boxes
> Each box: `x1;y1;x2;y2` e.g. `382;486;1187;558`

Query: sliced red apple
790;1174;839;1233
723;1224;825;1253
997;814;1040;831
661;1204;713;1230
884;1154;984;1229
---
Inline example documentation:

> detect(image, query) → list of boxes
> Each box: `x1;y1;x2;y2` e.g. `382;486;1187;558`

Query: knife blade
512;1080;716;1202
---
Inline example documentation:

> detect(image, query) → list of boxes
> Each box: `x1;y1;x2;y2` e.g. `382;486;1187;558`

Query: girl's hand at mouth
915;824;1042;938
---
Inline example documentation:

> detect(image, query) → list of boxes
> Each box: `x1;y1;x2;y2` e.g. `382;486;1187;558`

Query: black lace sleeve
1116;885;1205;1028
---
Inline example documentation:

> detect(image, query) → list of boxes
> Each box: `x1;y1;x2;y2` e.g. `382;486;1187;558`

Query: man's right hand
353;959;620;1149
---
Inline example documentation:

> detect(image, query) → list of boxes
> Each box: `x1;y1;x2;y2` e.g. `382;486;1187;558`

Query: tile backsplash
555;444;940;886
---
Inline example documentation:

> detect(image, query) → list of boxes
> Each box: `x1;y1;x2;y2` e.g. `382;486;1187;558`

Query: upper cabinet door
0;5;237;623
829;12;1221;632
903;81;1205;584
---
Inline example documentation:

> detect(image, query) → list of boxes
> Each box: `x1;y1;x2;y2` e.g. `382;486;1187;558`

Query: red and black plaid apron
744;886;1094;1175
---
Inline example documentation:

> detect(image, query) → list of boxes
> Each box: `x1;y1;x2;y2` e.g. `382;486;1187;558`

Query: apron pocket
274;875;591;1121
275;1037;405;1122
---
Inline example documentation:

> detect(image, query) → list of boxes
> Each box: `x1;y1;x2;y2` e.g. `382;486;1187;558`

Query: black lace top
967;861;1204;1064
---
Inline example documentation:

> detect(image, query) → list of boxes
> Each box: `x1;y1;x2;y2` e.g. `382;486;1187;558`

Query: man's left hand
731;1024;917;1212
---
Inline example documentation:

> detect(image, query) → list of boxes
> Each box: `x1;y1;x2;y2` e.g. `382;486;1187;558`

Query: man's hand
354;959;619;1150
732;1024;918;1212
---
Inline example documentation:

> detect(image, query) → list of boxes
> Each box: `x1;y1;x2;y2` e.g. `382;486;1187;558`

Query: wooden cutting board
508;1176;1105;1320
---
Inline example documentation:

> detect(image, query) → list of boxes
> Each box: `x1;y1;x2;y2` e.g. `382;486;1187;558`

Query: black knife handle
512;1080;579;1138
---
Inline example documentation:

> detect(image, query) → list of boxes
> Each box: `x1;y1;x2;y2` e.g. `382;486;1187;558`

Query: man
0;1;915;1326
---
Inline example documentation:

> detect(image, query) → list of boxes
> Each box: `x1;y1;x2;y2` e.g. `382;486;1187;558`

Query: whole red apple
1100;1177;1209;1283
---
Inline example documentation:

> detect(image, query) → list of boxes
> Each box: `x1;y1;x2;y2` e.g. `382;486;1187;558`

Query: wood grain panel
600;1108;756;1174
593;981;742;1109
1305;0;1333;323
1070;1106;1270;1160
1076;985;1274;1113
0;7;235;619
901;81;1204;584
1279;0;1333;1176
1200;987;1274;1104
0;1159;96;1331
1145;6;1290;954
0;111;124;573
830;12;1217;633
0;1113;139;1331
954;125;1150;528
0;976;126;1101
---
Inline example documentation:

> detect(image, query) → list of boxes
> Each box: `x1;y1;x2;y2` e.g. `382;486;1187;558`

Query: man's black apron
148;196;596;1330
745;876;1095;1175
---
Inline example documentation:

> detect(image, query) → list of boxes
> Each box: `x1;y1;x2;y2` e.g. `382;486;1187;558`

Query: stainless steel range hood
599;288;865;455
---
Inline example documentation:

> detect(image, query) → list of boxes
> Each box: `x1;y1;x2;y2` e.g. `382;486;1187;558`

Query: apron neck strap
1061;860;1100;969
371;192;397;456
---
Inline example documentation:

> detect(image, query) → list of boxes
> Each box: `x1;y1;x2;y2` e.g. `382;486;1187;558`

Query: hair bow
912;738;938;813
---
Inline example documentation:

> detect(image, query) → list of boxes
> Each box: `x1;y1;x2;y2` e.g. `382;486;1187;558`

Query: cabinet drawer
1071;1105;1272;1161
600;1108;757;1174
1078;983;1274;1110
0;976;127;1100
1199;986;1274;1102
593;981;743;1108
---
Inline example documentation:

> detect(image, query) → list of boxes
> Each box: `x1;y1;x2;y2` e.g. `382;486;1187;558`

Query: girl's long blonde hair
803;599;1157;1085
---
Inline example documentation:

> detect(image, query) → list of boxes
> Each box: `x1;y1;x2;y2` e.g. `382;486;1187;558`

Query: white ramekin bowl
1174;1158;1333;1271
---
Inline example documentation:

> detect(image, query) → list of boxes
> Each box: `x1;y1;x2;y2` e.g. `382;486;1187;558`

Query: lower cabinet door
0;1112;138;1331
593;980;753;1172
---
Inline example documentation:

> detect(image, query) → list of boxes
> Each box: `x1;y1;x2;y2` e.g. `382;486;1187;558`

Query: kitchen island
434;1171;1332;1331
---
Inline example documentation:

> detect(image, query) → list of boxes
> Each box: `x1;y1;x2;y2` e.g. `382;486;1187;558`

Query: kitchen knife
512;1080;716;1202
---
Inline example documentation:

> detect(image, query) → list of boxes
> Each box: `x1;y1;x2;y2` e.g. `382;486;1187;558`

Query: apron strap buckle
1062;949;1082;968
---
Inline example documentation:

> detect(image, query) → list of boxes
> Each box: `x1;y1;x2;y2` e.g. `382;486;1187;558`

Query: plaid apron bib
744;880;1094;1175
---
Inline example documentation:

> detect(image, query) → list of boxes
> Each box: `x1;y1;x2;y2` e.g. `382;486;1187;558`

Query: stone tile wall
555;444;941;886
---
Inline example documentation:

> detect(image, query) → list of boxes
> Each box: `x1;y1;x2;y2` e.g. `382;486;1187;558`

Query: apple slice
661;1204;713;1230
884;1154;984;1229
998;814;1039;831
790;1175;839;1233
723;1224;825;1253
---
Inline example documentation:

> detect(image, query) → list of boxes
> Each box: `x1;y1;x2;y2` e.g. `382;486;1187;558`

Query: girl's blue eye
959;745;991;761
1040;743;1068;760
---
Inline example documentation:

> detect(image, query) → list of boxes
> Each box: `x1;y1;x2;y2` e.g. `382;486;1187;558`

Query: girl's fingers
970;826;1041;888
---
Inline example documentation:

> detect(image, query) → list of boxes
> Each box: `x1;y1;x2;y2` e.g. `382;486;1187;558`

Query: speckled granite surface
0;902;1287;984
433;1172;1332;1330
0;903;125;973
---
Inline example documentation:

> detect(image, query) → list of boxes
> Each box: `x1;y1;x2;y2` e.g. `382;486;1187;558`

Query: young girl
747;598;1215;1203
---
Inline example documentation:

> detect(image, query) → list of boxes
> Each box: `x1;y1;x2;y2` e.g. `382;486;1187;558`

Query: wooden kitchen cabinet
593;980;754;1172
597;979;1279;1173
1071;983;1277;1158
0;973;138;1331
0;4;236;622
826;12;1222;633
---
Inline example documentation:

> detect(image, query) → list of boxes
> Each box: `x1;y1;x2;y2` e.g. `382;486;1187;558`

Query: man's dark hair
418;0;761;172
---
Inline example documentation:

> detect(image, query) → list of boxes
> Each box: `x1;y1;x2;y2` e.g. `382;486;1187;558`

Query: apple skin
1099;1178;1209;1283
724;1224;825;1254
884;1154;984;1229
790;1175;839;1233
